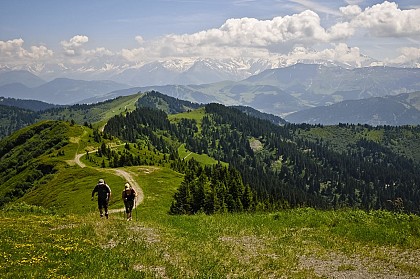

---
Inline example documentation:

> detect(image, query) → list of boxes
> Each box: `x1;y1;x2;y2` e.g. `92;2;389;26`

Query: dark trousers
98;198;109;215
124;200;134;213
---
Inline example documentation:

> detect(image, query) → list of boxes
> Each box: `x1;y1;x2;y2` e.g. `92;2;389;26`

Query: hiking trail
72;144;144;213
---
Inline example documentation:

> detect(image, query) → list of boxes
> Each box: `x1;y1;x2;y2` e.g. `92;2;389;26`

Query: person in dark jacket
122;182;137;221
91;179;112;219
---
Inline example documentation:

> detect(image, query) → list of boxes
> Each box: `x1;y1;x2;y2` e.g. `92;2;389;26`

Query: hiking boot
105;213;109;219
100;214;104;218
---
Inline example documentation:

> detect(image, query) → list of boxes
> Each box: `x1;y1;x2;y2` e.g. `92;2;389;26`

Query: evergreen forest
101;91;420;214
1;91;420;214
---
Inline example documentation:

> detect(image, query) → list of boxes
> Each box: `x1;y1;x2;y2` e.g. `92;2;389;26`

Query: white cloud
388;47;420;65
60;35;89;56
340;4;362;19
58;35;114;66
122;10;343;63
347;1;420;37
85;47;113;57
135;36;144;44
0;38;53;64
2;2;420;77
286;43;367;67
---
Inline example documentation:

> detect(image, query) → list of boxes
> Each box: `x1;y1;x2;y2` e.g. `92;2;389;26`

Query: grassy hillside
0;93;143;139
297;124;420;163
1;165;420;278
1;92;420;277
37;93;142;129
0;120;129;212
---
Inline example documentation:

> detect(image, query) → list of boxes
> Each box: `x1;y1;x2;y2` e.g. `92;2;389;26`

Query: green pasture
1;163;420;278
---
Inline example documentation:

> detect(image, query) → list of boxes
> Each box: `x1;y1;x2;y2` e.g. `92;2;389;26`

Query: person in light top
122;182;137;221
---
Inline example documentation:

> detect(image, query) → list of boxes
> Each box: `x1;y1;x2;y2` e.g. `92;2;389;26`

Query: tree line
170;158;255;214
103;102;420;214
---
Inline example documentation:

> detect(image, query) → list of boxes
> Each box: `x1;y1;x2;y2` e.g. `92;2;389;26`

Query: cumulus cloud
286;43;368;67
58;35;114;66
2;2;420;76
122;2;420;64
340;4;362;19
121;10;350;63
346;1;420;37
0;38;53;64
388;47;420;65
60;35;89;56
135;35;144;44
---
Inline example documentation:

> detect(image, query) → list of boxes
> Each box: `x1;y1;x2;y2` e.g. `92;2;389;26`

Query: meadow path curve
72;149;144;213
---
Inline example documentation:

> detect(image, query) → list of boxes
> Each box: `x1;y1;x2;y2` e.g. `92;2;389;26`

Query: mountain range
285;92;420;126
0;70;45;88
1;63;420;125
0;76;128;105
2;90;420;214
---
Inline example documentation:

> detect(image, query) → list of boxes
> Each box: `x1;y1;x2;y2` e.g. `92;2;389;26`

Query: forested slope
0;105;38;138
2;91;420;214
104;99;420;213
0;93;142;139
0;121;70;205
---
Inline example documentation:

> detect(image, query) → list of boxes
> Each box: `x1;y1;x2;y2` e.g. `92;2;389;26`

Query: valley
1;90;420;278
3;1;420;277
2;64;420;126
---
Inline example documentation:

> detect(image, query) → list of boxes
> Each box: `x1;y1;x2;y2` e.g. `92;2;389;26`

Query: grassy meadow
1;163;420;278
1;121;420;278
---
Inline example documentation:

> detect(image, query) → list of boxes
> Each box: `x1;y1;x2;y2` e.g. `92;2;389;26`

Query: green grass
36;93;142;130
1;122;420;278
177;144;226;166
1;164;420;278
298;125;420;163
168;107;206;133
168;107;205;123
20;165;126;214
93;93;142;129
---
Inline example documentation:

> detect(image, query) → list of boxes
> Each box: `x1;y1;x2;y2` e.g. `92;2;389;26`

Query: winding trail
109;169;143;213
71;145;144;213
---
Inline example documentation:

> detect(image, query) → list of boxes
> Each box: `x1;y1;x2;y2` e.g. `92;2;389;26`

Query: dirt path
109;169;144;213
74;153;87;168
71;147;143;213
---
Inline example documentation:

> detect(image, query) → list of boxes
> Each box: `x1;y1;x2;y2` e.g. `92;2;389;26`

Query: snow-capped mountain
111;58;275;86
3;48;381;86
109;55;380;87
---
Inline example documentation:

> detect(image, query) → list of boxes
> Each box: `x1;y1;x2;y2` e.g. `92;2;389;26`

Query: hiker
122;182;137;221
91;179;112;219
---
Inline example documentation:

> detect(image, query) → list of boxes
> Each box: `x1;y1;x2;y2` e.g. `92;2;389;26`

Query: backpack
124;188;135;201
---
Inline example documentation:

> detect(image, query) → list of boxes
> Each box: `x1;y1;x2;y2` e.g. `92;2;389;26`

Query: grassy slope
1;162;420;278
1;107;420;278
0;122;127;214
37;93;142;129
92;93;142;129
298;125;420;163
169;107;228;165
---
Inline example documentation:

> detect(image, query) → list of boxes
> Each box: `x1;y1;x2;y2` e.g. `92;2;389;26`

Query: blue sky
1;0;420;77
